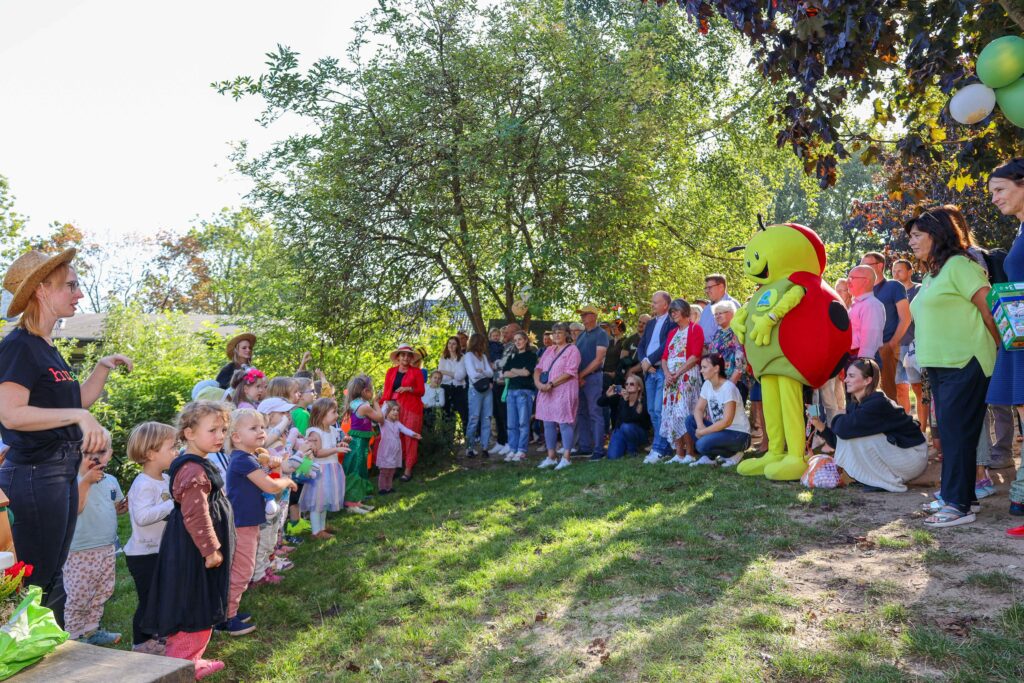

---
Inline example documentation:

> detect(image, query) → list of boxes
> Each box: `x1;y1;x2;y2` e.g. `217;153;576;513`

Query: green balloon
978;36;1024;89
996;77;1024;127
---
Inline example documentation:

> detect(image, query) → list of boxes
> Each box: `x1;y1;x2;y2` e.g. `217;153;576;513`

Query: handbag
539;344;570;384
473;377;493;393
801;454;841;489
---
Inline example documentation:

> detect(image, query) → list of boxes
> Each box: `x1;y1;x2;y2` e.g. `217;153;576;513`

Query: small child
301;398;351;538
422;370;445;433
377;401;421;494
286;376;317;538
254;396;299;581
141;401;234;681
231;368;266;409
124;421;178;654
63;429;125;645
221;409;297;636
344;374;383;504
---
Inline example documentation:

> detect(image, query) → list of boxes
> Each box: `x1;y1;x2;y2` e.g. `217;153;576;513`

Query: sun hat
195;386;226;402
576;304;601;316
389;343;422;364
256;397;295;414
2;248;77;318
225;332;257;360
191;379;220;401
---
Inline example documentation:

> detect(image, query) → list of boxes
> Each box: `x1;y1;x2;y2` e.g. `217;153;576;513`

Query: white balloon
949;83;997;124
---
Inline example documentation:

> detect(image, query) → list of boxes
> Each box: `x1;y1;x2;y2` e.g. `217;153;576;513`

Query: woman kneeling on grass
808;358;927;493
683;353;750;468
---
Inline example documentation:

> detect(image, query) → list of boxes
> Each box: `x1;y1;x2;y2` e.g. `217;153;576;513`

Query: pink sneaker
276;544;296;554
254;571;283;585
195;659;225;680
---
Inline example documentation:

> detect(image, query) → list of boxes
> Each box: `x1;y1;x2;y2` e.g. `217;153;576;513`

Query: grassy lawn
101;456;1024;682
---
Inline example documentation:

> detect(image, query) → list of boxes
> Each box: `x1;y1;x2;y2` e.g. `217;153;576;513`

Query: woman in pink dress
533;323;582;471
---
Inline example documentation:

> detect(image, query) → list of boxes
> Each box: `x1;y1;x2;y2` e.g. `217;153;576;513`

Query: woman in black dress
0;249;132;624
215;333;256;389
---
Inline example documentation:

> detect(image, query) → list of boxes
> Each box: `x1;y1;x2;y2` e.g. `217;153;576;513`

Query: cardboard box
988;282;1024;351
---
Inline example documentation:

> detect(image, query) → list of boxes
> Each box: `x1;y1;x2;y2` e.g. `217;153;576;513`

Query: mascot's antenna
757;214;766;231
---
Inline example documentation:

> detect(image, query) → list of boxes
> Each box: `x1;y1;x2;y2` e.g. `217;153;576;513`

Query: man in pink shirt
847;265;886;361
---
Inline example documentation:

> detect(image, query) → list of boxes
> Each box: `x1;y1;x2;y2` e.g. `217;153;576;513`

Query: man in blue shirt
891;259;925;428
697;274;737;347
574;306;609;458
861;252;910;399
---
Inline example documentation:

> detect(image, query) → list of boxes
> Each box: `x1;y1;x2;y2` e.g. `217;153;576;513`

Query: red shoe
254;571;283;585
195;659;225;680
1006;525;1024;537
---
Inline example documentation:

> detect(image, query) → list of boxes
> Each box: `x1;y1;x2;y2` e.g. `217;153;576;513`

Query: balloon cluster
949;36;1024;126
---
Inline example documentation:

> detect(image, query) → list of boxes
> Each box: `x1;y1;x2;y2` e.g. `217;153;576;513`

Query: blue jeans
506;389;534;453
544;421;574;454
607;422;647;459
467;385;493;452
645;369;668;454
574;373;606;455
0;441;82;627
684;415;750;457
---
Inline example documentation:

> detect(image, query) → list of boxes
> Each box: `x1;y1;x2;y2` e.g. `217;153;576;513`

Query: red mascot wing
778;271;852;388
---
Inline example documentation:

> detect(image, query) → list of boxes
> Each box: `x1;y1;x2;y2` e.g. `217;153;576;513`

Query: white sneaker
720;454;743;468
538;457;557;469
515;452;526;462
643;452;662;464
679;455;696;465
690;455;716;467
554;458;571;471
665;455;686;464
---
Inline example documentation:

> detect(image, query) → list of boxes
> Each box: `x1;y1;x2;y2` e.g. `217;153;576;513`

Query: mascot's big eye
754;251;760;260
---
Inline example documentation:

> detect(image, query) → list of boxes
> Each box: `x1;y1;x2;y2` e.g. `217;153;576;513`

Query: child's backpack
801;454;842;489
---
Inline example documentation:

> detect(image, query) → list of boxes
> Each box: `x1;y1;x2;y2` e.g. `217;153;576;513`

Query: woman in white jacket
438;336;469;438
463;333;494;458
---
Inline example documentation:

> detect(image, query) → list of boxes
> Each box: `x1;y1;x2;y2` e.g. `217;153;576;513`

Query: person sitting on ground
808;358;927;493
597;375;650;459
684;354;751;468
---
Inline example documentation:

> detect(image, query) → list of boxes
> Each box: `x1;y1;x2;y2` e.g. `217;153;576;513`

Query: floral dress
710;326;750;390
660;323;704;443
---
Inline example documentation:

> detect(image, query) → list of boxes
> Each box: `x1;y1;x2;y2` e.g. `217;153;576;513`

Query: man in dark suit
634;291;677;463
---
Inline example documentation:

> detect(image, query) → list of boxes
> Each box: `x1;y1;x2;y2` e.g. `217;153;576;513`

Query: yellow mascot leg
764;376;808;481
736;375;786;476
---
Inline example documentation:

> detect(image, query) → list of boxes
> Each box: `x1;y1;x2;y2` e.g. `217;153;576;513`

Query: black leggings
126;553;160;644
442;385;469;435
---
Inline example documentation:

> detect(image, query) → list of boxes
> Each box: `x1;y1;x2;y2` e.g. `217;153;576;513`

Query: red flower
4;561;33;578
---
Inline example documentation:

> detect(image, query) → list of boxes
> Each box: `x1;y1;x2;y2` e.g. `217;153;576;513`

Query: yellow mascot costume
730;221;851;481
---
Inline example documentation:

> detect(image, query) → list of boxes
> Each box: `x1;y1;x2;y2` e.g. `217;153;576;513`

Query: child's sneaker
275;558;295;572
216;616;256;637
284;535;304;546
195;659;225;680
79;629;121;646
132;638;164;655
286;518;311;535
346;506;369;515
276;544;296;554
254;571;283;585
237;612;252;623
975;478;996;499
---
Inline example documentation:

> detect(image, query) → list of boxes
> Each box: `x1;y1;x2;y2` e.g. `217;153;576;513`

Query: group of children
61;369;423;680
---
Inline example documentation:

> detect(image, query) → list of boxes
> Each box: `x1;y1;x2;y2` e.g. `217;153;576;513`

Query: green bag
0;585;69;679
501;381;509;403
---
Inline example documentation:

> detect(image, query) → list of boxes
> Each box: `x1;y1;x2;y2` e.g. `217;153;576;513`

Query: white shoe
643;452;662;464
503;451;514;462
690;455;716;467
515;452;526;462
665;455;686;464
679;455;696;465
720;454;743;468
538;457;557;469
554;458;571;471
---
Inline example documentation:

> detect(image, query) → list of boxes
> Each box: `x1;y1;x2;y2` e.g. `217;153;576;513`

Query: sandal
399;474;413;482
923;505;976;528
922;497;981;513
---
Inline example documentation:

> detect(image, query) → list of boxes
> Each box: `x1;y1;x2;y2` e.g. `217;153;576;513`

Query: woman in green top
905;206;1000;528
501;331;539;462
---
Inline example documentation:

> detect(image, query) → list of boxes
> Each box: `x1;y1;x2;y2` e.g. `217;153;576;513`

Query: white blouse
463;352;493;384
438;356;467;387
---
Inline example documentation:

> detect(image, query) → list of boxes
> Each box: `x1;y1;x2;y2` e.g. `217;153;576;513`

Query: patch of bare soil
779;452;1023;676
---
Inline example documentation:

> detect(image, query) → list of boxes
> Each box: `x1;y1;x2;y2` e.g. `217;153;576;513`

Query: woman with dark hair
809;358;927;492
438;336;468;437
658;299;704;464
904;205;999;528
0;249;133;625
463;333;494;458
684;353;750;467
985;159;1024;534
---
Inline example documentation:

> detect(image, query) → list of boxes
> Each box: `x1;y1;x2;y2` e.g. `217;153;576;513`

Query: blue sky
0;0;377;241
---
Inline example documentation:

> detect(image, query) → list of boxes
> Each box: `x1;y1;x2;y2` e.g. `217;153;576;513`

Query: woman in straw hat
215;332;256;389
380;344;425;482
0;248;133;625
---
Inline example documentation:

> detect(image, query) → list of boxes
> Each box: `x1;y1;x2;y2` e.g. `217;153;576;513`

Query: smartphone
807;405;820;418
612;385;622;394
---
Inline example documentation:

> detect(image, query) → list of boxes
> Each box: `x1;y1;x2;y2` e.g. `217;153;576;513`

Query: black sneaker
481;450;490;459
216;616;256;636
237;612;252;624
467;450;478;458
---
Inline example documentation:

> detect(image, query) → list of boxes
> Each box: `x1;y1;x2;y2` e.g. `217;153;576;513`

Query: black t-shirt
505;350;538;390
216;362;241;389
0;328;84;453
391;369;406;395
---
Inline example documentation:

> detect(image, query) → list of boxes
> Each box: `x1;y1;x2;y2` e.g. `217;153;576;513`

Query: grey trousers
989;404;1015;464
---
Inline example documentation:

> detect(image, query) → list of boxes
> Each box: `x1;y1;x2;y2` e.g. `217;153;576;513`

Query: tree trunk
998;0;1024;31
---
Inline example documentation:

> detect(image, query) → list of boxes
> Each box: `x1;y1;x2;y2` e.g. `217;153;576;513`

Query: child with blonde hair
124;421;177;654
220;409;296;635
141;401;234;680
300;398;351;536
63;428;125;646
377;400;421;494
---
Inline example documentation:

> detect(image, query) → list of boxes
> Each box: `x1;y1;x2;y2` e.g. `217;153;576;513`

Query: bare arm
246;468;297;494
973;287;1001;346
0;382;107;453
888;298;912;348
79;354;133;408
699;401;737;435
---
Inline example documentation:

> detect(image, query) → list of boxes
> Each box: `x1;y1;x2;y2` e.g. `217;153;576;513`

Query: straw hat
389;343;422;363
225;332;257;360
576;304;601;316
2;248;77;318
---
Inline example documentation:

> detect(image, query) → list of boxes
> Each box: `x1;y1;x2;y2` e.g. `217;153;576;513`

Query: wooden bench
12;640;193;682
